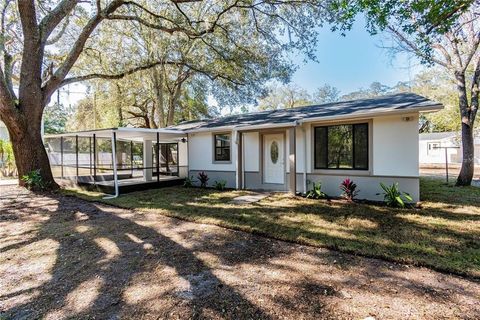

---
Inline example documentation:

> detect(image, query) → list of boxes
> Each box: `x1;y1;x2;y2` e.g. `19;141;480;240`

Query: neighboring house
0;121;8;141
44;93;443;202
170;93;442;202
419;131;480;165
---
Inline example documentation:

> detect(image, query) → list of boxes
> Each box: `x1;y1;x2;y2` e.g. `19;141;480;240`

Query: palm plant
306;181;327;199
378;182;413;208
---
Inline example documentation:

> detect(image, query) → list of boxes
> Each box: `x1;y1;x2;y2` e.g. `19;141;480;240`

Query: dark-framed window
314;123;368;170
214;133;231;161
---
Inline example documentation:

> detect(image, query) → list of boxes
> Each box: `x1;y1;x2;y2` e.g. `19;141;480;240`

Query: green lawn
65;178;480;278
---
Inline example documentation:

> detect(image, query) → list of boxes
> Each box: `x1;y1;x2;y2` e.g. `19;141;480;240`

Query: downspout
104;130;119;199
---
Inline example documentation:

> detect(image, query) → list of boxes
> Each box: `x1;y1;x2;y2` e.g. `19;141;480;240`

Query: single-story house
419;131;480;165
44;93;443;201
175;93;442;202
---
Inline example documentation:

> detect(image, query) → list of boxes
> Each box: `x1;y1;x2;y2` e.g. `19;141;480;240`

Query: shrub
21;169;47;191
306;180;327;199
213;180;227;190
377;182;413;208
183;176;195;188
197;171;209;188
340;178;359;201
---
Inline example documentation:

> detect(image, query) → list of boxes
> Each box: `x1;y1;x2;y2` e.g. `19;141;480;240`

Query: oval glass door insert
270;141;279;164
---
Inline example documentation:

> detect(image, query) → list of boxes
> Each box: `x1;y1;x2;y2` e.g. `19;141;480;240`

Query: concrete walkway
231;192;270;204
0;178;17;186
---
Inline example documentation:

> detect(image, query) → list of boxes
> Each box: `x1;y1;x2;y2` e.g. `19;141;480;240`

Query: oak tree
336;0;477;185
0;0;331;188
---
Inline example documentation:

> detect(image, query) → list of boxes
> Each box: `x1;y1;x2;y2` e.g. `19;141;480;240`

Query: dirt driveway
1;186;479;319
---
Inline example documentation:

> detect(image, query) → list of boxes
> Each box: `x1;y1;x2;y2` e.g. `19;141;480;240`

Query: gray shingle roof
170;93;442;131
419;132;457;141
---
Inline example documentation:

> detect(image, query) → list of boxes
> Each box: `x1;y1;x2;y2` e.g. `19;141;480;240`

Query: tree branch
45;14;70;45
0;65;17;119
462;31;480;72
39;0;79;44
42;0;126;101
387;26;452;69
60;60;185;87
470;56;480;125
446;32;464;69
106;14;193;35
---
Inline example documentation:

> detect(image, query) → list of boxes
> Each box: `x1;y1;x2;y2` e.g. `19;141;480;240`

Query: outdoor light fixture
181;137;187;143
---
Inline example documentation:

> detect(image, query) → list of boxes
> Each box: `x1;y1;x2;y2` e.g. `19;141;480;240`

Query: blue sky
288;18;423;95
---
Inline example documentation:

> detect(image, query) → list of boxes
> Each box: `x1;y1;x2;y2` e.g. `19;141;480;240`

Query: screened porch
44;128;188;196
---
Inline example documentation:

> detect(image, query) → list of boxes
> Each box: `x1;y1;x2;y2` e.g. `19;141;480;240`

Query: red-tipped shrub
197;171;209;188
340;178;359;201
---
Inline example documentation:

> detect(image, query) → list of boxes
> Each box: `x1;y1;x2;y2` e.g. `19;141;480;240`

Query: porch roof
171;93;443;133
44;127;186;142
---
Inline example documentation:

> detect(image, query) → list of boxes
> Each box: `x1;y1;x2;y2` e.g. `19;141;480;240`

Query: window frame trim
212;132;232;164
313;122;370;171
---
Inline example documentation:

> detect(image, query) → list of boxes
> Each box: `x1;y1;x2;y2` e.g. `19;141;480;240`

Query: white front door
263;133;284;184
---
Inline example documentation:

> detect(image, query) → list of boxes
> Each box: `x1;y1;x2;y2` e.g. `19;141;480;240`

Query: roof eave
298;104;444;125
185;121;298;133
44;127;187;139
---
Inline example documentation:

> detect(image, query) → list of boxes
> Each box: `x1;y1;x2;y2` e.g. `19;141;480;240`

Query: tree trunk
115;83;124;126
456;122;475;186
151;67;165;128
167;87;181;126
7;114;58;189
455;70;475;186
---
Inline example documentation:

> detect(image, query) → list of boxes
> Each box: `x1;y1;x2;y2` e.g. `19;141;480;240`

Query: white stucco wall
178;140;188;166
243;132;260;172
188;131;236;172
186;113;421;201
306;174;419;202
301;113;420;201
372;114;419;177
295;125;307;173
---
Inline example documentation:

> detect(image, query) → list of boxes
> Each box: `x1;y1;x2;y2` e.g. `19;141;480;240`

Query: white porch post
288;127;296;194
235;130;243;189
104;130;119;199
112;131;119;196
143;139;153;181
303;127;307;194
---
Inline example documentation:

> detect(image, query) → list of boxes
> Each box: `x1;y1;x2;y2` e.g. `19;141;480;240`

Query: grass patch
64;177;480;278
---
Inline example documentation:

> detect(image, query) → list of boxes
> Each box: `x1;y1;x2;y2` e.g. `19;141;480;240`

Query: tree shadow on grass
1;193;281;319
107;186;480;278
1;187;479;319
